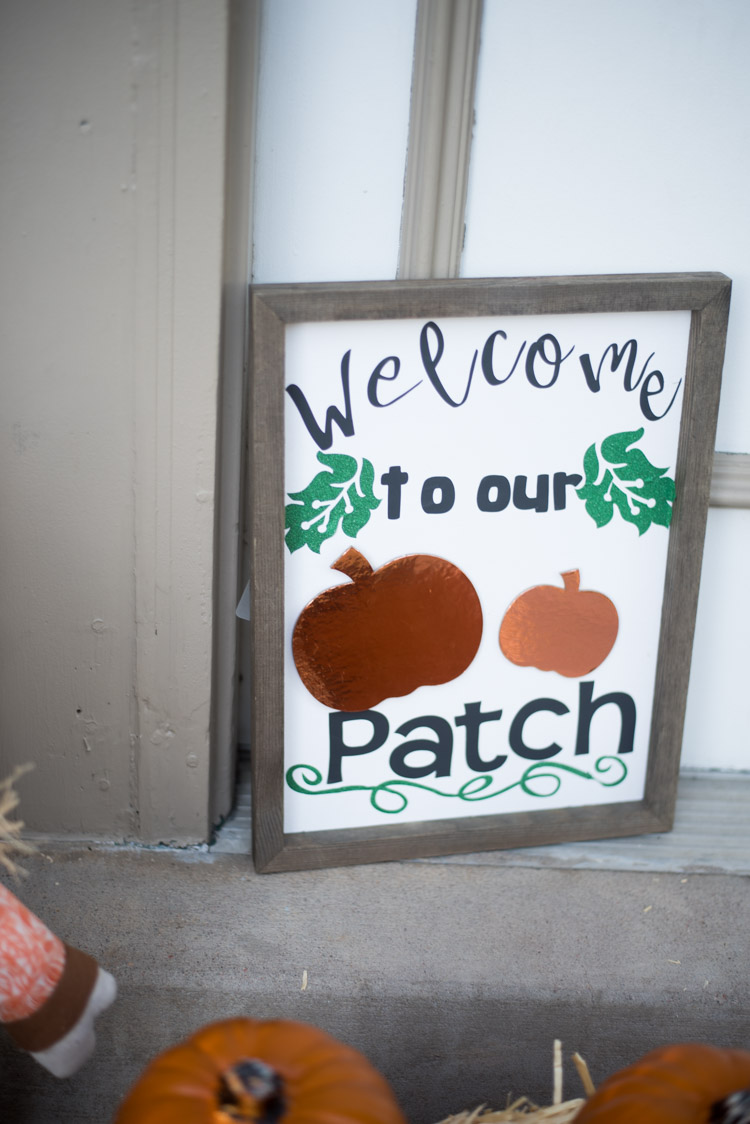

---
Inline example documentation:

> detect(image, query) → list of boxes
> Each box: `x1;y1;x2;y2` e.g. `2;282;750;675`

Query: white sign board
249;275;729;872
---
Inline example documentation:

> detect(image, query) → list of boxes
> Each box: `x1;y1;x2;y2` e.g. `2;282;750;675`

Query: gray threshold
212;759;750;875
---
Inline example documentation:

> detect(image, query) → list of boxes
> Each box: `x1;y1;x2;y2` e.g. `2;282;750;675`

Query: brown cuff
4;944;98;1052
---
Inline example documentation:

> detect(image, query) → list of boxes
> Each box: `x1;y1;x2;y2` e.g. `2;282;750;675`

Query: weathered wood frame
249;273;731;873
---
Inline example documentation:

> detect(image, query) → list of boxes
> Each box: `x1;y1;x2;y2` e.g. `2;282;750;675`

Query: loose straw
0;764;37;878
572;1053;596;1098
432;1041;595;1124
553;1039;563;1105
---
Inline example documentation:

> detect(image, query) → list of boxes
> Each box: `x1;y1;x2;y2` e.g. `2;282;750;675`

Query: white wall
0;0;228;839
464;0;750;454
464;0;750;771
239;0;418;747
252;0;418;284
681;508;750;769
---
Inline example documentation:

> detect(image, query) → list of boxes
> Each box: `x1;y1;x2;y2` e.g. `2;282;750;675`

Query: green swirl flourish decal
286;756;628;815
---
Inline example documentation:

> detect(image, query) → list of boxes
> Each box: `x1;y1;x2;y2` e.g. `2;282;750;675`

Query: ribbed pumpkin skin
113;1017;408;1124
574;1044;750;1124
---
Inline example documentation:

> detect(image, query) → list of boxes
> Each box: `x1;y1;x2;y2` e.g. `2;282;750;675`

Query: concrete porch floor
1;830;749;1124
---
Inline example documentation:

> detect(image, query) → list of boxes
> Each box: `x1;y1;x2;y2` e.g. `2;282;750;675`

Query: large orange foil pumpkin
113;1016;408;1124
293;548;483;711
574;1043;750;1124
499;569;618;678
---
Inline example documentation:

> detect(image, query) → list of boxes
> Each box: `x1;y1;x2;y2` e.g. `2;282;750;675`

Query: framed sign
249;273;730;873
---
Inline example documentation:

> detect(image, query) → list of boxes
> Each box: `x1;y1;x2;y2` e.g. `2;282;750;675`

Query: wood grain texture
249;293;287;872
249;273;731;873
251;273;729;324
644;280;731;824
258;802;668;874
211;0;262;827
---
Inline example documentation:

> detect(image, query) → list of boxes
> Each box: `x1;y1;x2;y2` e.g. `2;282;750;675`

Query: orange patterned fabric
0;883;65;1022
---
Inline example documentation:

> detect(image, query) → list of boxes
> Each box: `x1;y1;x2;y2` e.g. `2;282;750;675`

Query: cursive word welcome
286;321;683;450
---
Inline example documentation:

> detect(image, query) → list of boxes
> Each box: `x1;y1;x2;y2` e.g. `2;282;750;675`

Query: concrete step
1;847;749;1122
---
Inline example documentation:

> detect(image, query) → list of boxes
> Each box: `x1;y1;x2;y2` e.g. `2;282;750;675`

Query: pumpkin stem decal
292;549;483;711
499;570;619;678
330;545;375;583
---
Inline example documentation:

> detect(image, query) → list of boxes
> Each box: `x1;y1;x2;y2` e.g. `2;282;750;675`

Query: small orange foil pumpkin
293;548;482;711
499;569;618;678
113;1016;408;1124
573;1043;750;1124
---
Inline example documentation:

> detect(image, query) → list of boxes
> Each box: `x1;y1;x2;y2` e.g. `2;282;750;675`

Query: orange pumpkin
574;1044;750;1124
499;569;618;678
293;547;482;711
113;1016;408;1124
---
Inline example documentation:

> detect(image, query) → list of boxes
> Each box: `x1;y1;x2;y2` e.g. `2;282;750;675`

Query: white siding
252;0;417;284
464;0;750;772
239;0;418;746
464;0;750;454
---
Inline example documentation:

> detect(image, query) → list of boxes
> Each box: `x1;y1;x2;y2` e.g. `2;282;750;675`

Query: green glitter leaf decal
577;428;675;535
285;452;380;554
286;756;627;815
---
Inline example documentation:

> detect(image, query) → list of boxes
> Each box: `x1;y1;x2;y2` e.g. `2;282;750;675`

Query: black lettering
525;334;574;389
640;370;682;421
477;475;511;512
286;350;355;450
580;340;638;393
509;698;569;760
481;330;526;386
420;321;475;407
579;342;682;421
367;356;422;408
380;466;409;519
623;346;648;391
513;474;549;513
390;716;453;779
455;702;506;772
553;471;583;510
579;354;598;392
575;681;636;756
421;476;455;514
328;710;389;784
509;698;570;760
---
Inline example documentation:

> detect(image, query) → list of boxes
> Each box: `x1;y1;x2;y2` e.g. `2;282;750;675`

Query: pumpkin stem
331;547;373;583
219;1059;286;1123
710;1088;750;1124
561;569;580;594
